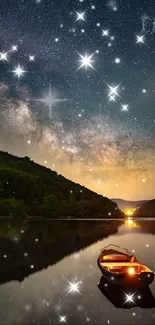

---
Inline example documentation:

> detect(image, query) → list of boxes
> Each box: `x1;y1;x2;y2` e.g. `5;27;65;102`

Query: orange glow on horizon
125;208;136;216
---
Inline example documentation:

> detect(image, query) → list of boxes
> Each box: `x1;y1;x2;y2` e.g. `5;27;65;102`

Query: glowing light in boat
128;267;135;275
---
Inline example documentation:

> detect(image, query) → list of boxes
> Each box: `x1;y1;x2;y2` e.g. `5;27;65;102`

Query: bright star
66;279;82;295
76;11;85;21
29;55;35;61
109;95;116;102
0;52;8;61
11;45;17;52
108;84;120;97
77;52;96;71
121;104;129;111
102;30;109;36
11;45;18;52
12;64;26;79
124;292;136;305
136;35;145;44
115;57;121;64
59;316;67;323
37;84;67;118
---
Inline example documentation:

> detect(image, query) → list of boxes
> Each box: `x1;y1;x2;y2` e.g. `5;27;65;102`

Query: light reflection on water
0;219;154;324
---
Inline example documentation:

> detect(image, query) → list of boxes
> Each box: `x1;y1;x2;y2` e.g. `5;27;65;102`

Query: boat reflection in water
97;245;154;288
98;276;155;309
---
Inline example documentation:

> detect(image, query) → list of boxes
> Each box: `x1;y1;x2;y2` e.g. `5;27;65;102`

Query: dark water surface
0;219;155;325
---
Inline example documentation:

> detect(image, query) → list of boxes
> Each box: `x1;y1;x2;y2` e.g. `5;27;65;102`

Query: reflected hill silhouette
98;276;155;309
0;220;122;285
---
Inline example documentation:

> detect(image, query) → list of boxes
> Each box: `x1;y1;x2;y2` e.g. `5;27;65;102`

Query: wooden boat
97;245;154;288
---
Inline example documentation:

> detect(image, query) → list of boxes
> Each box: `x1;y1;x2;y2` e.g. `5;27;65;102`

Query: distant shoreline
0;217;155;221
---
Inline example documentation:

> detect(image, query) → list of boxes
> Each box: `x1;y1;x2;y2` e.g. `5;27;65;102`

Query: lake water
0;219;155;325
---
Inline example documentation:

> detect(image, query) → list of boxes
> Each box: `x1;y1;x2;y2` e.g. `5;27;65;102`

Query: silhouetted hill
112;198;147;212
0;151;123;218
134;199;155;217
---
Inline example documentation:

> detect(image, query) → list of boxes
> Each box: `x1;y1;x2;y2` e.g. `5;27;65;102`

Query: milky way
0;0;155;200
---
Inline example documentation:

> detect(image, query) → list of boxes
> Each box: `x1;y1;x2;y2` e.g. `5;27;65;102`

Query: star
37;84;67;118
0;52;8;61
107;84;120;98
109;95;116;102
59;316;67;323
136;35;145;44
75;11;85;21
11;45;18;52
29;55;35;61
24;304;32;311
102;30;109;36
12;64;26;79
77;52;96;71
121;104;129;111
66;279;82;295
123;292;136;305
115;58;121;64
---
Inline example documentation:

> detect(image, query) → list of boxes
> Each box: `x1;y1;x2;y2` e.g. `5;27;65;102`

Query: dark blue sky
0;0;155;200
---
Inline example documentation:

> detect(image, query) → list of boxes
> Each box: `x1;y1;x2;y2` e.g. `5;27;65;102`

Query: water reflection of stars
66;278;82;295
123;292;136;305
59;315;67;323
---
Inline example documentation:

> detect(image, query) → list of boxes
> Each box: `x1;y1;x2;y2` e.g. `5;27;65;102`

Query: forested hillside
0;151;123;218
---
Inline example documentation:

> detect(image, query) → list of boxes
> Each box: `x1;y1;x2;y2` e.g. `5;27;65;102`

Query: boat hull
97;258;154;288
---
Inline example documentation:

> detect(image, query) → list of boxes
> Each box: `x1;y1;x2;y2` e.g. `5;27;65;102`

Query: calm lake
0;219;155;325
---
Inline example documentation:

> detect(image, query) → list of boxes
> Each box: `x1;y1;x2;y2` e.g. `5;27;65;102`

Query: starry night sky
0;0;155;200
